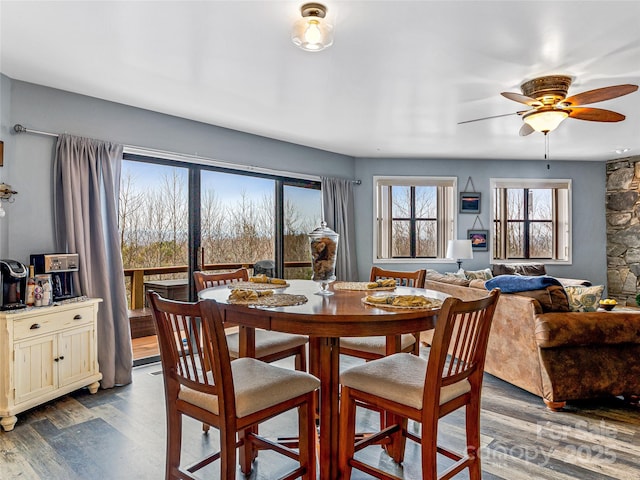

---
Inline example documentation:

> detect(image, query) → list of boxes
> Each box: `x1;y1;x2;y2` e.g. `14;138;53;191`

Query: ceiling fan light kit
291;2;334;52
523;108;569;133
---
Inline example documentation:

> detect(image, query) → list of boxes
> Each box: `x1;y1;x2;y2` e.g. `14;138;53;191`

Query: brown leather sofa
423;276;640;410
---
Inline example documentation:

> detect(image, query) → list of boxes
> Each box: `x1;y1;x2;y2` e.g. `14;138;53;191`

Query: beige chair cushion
226;329;308;359
340;353;470;409
339;334;416;355
179;357;320;418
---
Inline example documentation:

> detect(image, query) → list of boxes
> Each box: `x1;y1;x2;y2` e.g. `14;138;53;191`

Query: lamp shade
446;240;473;260
291;3;334;52
523;109;569;133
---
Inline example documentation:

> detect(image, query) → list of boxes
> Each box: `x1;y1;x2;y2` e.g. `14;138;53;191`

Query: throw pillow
425;271;471;287
464;268;493;281
564;285;605;312
492;263;546;277
446;270;467;279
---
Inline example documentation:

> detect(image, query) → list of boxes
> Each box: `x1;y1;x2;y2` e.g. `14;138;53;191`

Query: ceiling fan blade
562;84;638;106
568;107;626;122
501;92;543;107
458;110;530;125
519;123;535;136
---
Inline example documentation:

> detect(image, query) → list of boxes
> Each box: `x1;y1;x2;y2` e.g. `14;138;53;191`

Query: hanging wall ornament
460;177;480;213
468;215;488;252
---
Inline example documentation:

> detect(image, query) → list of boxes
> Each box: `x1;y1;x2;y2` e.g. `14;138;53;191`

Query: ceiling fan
460;75;638;136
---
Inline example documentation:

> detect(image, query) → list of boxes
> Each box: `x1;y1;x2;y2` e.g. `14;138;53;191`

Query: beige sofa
423;276;640;410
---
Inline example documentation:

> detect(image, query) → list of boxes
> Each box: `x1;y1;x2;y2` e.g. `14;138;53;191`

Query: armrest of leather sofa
535;312;640;348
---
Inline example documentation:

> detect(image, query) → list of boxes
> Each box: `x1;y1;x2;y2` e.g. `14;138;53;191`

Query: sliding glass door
200;170;276;271
283;183;322;278
120;153;321;362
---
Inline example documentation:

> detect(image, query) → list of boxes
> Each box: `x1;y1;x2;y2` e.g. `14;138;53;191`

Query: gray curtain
54;134;132;389
321;177;358;281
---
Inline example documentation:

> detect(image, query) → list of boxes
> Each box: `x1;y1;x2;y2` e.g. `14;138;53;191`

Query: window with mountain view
491;178;571;262
374;176;456;261
119;154;321;304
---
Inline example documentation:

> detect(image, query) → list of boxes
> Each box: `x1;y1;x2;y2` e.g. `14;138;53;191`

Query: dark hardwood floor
2;346;639;479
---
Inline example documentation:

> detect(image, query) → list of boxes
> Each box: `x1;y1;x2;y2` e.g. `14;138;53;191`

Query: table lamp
446;239;473;271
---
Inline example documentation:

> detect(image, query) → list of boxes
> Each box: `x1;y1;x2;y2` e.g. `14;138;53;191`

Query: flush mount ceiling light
291;3;333;52
522;108;569;134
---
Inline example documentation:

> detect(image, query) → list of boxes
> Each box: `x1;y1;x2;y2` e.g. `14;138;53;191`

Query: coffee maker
30;253;80;302
0;259;28;310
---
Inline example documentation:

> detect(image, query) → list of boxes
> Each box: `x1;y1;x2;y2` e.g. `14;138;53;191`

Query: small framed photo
459;192;481;213
468;229;489;252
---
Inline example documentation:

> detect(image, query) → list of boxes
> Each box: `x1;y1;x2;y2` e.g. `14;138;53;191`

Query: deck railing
124;261;312;309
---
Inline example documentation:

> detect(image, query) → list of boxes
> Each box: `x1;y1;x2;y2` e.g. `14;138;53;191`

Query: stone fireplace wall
606;156;640;306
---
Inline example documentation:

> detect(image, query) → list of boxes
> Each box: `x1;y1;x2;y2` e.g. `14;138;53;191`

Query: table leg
314;337;340;480
238;326;256;358
384;335;407;462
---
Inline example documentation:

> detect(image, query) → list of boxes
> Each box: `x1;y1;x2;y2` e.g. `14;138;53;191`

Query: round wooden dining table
198;279;448;479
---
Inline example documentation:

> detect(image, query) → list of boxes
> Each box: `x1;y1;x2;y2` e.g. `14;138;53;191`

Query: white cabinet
0;299;102;431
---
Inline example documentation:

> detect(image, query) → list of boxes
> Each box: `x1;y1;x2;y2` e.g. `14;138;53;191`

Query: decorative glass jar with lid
308;221;339;295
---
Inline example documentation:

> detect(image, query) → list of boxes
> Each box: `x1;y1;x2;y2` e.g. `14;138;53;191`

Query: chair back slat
194;268;249;292
424;289;500;400
446;310;482;378
369;266;426;288
148;291;236;416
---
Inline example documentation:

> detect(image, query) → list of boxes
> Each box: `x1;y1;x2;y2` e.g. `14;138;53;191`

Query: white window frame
373;176;457;264
490;178;572;265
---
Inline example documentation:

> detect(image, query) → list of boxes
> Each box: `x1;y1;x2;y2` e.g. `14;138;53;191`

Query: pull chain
544;132;549;160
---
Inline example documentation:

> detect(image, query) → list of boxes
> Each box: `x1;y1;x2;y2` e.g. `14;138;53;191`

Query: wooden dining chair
147;291;319;480
339;267;428;360
338;289;500;480
193;269;308;371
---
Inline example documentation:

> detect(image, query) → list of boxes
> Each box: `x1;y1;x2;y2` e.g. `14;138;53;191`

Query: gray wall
2;77;608;288
0;74;14;254
353;157;607;287
3;79;354;265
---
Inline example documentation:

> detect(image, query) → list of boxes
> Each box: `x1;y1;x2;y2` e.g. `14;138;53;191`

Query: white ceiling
2;1;640;161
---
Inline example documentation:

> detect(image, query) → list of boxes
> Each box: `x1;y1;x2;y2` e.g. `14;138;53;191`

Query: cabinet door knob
54;357;59;362
59;355;64;360
73;314;82;320
30;323;41;330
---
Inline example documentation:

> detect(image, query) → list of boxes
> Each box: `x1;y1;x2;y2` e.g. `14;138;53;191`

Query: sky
121;159;321;228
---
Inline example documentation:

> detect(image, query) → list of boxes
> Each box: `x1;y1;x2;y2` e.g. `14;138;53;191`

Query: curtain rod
13;124;59;138
14;123;362;185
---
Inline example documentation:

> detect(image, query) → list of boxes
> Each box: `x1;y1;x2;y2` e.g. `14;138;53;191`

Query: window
120;153;321;280
374;176;456;262
491;178;571;262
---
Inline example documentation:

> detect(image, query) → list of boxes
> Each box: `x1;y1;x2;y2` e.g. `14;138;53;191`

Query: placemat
361;295;443;310
228;293;308;307
334;281;396;291
228;281;290;290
